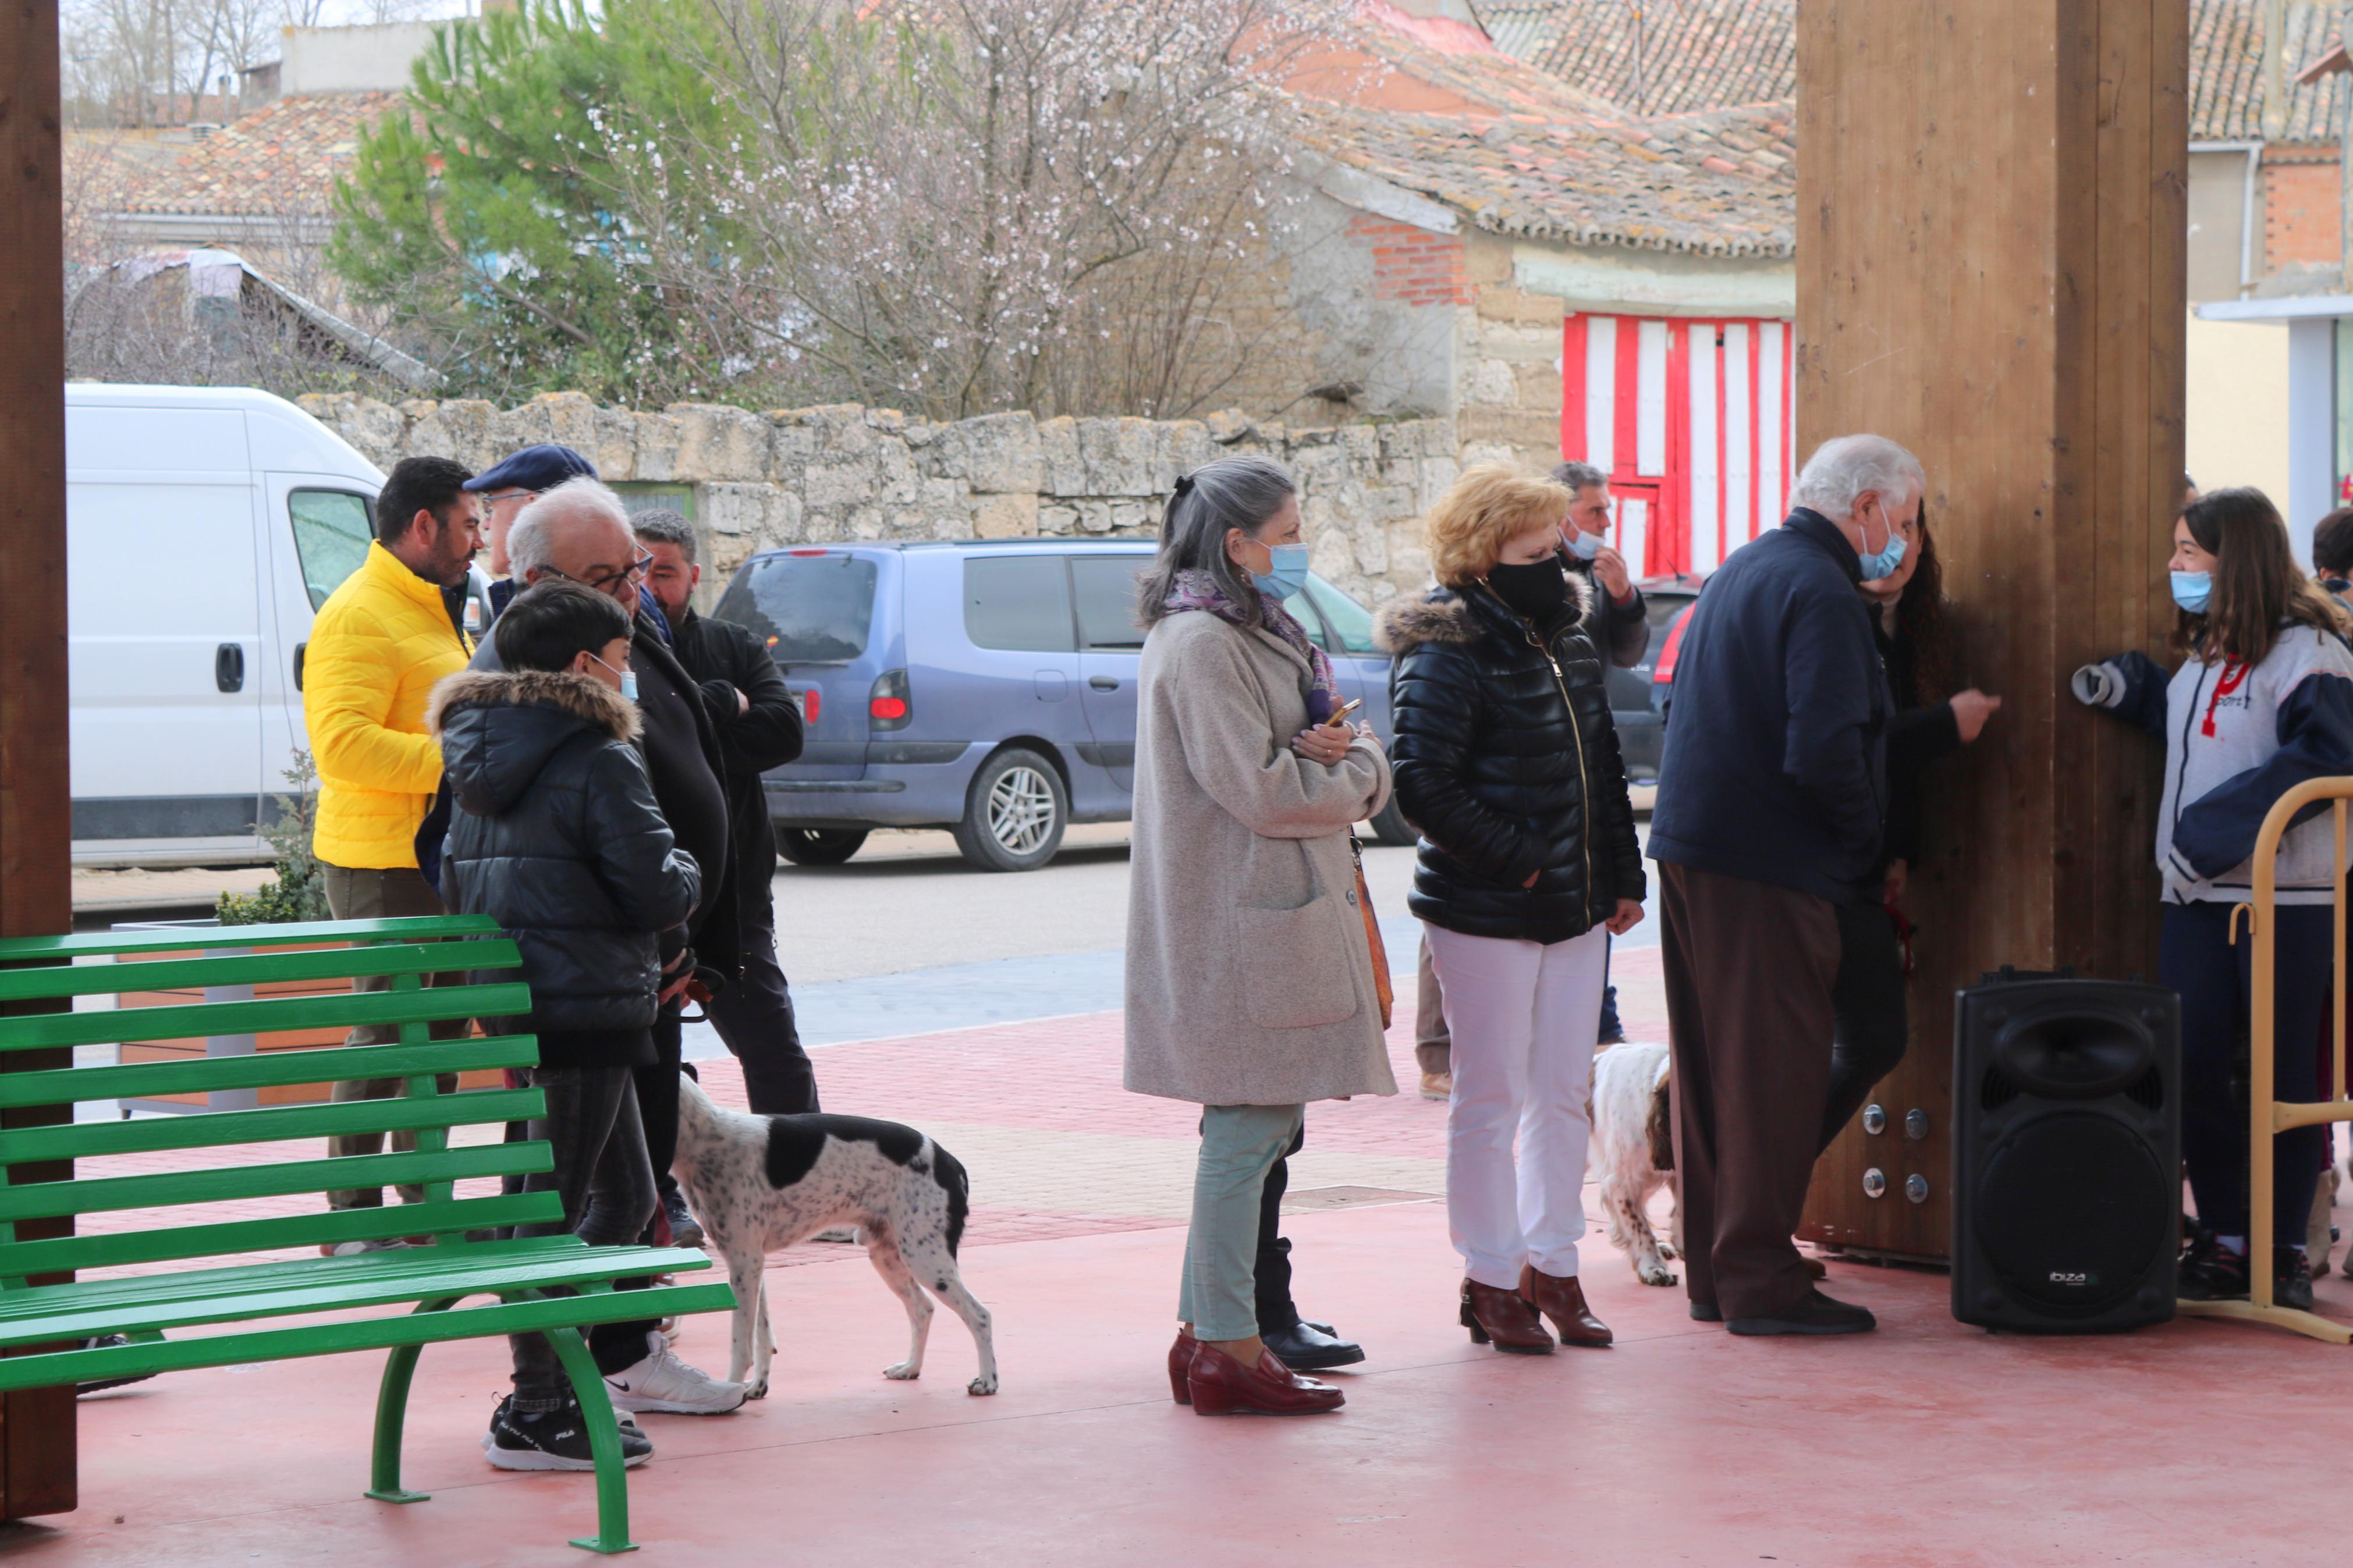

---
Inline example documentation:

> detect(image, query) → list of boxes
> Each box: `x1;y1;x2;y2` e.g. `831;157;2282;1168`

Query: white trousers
1425;921;1609;1289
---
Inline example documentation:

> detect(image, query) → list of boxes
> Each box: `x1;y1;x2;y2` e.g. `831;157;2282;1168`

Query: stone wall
297;390;1461;610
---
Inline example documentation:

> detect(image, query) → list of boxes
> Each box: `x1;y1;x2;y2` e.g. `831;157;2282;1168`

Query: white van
68;384;388;866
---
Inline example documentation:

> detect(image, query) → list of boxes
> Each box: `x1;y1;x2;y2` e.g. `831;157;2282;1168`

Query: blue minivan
712;539;1417;870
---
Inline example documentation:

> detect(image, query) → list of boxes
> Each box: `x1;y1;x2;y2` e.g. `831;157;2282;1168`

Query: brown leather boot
1460;1278;1554;1354
1520;1264;1613;1347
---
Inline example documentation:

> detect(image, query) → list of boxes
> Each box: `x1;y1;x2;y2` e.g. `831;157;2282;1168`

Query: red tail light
1654;607;1694;685
870;696;908;720
803;688;821;722
868;669;911;731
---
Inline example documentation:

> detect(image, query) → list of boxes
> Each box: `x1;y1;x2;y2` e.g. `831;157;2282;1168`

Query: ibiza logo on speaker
2046;1270;2096;1289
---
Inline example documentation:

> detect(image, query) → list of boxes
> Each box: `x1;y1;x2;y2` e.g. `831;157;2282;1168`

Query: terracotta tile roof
1472;0;1793;117
1474;0;2349;145
1287;6;1794;256
1291;92;1795;257
78;92;402;217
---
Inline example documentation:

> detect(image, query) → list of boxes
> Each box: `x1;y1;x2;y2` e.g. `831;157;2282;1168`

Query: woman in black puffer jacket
1381;464;1646;1357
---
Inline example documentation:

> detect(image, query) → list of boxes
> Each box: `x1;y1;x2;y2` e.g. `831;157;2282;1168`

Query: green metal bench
0;915;736;1555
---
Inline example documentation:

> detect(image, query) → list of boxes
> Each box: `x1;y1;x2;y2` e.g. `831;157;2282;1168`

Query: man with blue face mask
1648;433;1915;1339
1551;460;1652;671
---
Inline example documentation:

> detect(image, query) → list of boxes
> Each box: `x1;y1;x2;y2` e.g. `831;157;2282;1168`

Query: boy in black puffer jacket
428;581;738;1473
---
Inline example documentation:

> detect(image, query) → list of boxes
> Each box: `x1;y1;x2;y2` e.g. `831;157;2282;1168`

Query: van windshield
716;553;879;664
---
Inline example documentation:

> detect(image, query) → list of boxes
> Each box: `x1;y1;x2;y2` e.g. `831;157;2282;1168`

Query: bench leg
367;1296;459;1505
544;1324;637;1555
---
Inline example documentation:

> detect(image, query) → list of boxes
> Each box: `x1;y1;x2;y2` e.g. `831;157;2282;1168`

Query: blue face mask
591;652;638;702
1857;504;1910;582
2171;571;2212;614
1248;541;1312;600
1562;525;1605;561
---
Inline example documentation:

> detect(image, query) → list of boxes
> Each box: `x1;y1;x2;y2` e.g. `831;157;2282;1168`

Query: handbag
1347;832;1394;1029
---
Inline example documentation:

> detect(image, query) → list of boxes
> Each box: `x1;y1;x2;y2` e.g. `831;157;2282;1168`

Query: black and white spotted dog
1590;1040;1680;1286
672;1073;999;1399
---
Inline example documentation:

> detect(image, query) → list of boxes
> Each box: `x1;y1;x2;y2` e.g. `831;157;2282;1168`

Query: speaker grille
2125;1067;2164;1112
1981;1067;2020;1112
1974;1112;2171;1313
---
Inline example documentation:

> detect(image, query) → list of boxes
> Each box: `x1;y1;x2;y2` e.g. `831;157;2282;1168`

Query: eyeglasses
479;489;536;505
542;553;657;596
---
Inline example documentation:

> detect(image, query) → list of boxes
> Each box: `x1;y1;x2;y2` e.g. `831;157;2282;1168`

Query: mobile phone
1326;697;1363;727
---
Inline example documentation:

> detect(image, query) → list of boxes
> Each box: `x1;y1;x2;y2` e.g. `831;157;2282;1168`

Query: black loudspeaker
1950;968;2181;1333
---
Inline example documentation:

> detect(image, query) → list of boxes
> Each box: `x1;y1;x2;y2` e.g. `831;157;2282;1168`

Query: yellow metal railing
2178;776;2353;1343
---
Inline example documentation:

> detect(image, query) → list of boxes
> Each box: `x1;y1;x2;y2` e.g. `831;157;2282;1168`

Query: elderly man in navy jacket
1649;433;1917;1338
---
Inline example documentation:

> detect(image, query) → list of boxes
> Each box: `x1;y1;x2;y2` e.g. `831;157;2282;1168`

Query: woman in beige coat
1126;454;1396;1417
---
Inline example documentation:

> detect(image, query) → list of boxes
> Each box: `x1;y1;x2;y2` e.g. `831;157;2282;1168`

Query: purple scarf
1163;569;1341;724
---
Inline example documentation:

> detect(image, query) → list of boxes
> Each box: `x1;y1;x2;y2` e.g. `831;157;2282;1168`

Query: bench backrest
0;915;562;1284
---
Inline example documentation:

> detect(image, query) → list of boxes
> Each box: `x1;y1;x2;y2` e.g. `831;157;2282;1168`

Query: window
964;556;1075;652
287;489;375;610
1304;575;1379;655
714;553;879;663
1279;588;1331;652
1070;555;1147;650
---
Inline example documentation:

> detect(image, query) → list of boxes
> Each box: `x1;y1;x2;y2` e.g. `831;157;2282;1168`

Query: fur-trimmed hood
430;669;641;817
1376;568;1591;655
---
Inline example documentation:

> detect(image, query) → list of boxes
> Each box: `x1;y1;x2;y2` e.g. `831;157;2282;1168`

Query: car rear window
964;556;1076;652
715;553;880;664
1070;554;1147;650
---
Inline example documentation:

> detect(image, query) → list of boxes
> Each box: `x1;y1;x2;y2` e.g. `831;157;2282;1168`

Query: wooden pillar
0;0;80;1518
1795;0;2188;1259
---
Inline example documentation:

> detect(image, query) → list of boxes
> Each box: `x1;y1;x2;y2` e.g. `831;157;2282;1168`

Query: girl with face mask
2074;488;2353;1311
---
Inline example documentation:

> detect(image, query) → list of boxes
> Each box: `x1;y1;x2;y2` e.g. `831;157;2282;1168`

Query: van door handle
1088;676;1119;692
215;643;246;694
293;641;308;691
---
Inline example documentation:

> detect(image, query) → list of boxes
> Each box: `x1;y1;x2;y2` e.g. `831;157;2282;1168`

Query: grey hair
631;508;697;565
1789;434;1925;518
1551;460;1607;494
1135;455;1299;630
509;476;631;580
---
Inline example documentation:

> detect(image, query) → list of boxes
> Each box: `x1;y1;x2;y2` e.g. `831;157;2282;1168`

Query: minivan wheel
775;827;869;866
953;748;1067;872
1368;796;1419;848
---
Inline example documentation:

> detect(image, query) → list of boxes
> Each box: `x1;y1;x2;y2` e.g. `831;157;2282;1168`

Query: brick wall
1354;214;1471;307
2265;152;2341;273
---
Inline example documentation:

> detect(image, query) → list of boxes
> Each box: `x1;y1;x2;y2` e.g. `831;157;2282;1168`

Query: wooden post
0;0;80;1519
1795;0;2187;1260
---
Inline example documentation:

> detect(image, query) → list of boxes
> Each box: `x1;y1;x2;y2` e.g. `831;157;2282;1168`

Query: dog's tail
928;1139;970;1257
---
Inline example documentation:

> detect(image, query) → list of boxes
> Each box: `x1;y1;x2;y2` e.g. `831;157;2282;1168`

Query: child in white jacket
2076;488;2353;1311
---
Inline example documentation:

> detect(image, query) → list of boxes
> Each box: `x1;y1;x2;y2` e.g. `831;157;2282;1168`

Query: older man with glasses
456;475;751;1416
463;444;599;624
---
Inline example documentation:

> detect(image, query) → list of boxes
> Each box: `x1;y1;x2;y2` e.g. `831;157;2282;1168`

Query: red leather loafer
1167;1331;1198;1404
1184;1341;1344;1416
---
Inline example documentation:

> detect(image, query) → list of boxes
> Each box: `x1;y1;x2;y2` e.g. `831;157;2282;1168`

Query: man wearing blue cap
464;444;599;623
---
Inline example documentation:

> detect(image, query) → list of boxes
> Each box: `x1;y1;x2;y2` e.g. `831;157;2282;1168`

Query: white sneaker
604;1333;746;1415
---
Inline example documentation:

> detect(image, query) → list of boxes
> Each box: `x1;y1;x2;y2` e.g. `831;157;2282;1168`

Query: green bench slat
0;1034;538;1111
0;915;502;965
15;1233;607;1313
0;1087;544;1166
0;981;530;1055
0;1142;552;1224
0;1239;717;1346
0;1274;739;1394
0;1192;559;1281
0;941;523;1004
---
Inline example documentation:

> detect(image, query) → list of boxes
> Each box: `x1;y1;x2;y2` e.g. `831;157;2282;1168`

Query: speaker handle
2227;902;2253;947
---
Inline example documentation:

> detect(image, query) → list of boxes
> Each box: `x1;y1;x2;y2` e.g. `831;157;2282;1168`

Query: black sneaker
1688;1301;1723;1323
2276;1249;2316;1311
484;1396;653;1471
663;1190;706;1250
1726;1289;1876;1336
2178;1235;2251;1300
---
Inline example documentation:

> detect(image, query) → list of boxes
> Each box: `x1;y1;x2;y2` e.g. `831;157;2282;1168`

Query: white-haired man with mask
1648;433;1916;1339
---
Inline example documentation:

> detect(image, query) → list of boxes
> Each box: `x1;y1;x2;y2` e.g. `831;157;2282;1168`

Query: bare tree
632;0;1339;420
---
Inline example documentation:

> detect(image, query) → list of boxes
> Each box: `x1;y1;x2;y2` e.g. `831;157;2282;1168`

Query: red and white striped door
1561;314;1797;578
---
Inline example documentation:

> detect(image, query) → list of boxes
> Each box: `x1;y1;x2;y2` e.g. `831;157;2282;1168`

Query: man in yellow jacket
304;454;482;1230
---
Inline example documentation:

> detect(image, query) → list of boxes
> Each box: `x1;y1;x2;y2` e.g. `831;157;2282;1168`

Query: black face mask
1485;557;1569;620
